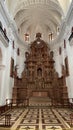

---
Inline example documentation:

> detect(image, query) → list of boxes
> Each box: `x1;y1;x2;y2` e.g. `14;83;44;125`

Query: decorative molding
1;0;73;51
0;30;9;47
0;1;28;48
14;0;63;17
0;1;10;26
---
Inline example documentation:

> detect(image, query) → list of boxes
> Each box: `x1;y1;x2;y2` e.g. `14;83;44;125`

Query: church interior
0;0;73;130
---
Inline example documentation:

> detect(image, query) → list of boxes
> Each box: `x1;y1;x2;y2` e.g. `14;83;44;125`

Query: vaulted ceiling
6;0;72;42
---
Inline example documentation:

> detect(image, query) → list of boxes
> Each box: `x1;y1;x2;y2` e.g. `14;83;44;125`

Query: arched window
24;33;29;41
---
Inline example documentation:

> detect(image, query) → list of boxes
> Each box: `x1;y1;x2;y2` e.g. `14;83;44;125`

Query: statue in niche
37;68;42;77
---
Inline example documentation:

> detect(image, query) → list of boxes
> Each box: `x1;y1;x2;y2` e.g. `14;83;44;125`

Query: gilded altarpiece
13;33;69;106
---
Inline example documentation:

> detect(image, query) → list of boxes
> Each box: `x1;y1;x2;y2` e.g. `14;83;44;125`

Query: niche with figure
37;68;42;77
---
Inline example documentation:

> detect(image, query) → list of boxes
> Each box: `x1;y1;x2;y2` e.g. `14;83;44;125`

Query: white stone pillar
0;64;5;106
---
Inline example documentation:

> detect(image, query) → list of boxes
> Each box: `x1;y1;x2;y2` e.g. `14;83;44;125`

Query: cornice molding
0;1;10;26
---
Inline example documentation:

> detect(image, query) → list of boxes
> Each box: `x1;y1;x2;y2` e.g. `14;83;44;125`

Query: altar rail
5;98;73;108
0;98;73;116
0;104;12;116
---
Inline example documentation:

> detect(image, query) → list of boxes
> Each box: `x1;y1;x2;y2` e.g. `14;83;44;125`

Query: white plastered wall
0;1;17;105
53;14;73;102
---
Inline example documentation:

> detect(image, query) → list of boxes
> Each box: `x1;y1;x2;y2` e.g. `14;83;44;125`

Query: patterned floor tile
0;108;73;130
